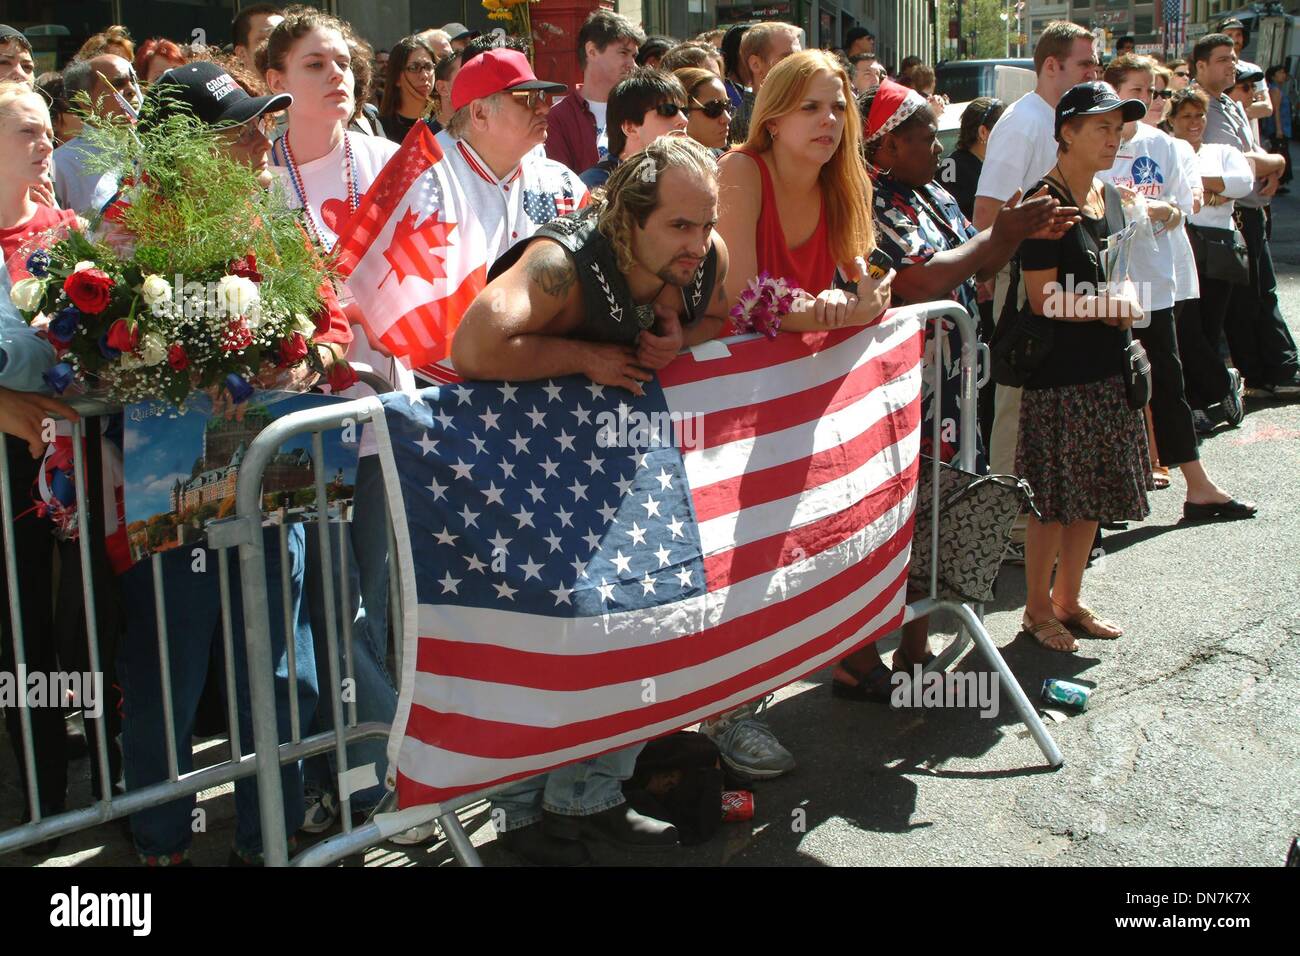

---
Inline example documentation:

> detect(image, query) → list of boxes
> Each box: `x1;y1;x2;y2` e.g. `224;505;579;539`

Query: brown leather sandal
1055;605;1123;639
1020;615;1079;653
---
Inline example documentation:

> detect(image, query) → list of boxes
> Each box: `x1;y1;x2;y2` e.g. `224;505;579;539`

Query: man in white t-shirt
972;20;1098;551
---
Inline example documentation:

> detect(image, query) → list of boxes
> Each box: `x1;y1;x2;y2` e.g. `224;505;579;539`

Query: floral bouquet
728;272;801;339
8;107;353;409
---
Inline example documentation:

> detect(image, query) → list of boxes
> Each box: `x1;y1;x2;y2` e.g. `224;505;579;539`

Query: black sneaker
1271;374;1300;397
497;822;591;866
543;805;678;850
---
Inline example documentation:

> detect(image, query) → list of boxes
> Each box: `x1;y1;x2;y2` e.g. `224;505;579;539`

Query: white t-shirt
271;130;413;454
1188;142;1254;231
1169;136;1200;302
975;91;1058;204
588;99;609;159
52;138;119;217
1098;123;1194;312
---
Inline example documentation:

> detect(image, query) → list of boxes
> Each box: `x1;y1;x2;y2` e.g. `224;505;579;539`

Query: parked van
935;58;1033;102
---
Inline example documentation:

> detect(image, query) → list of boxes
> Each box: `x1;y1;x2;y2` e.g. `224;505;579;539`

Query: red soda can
721;789;754;822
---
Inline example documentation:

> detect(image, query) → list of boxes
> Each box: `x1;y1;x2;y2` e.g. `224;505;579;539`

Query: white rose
9;277;46;312
294;313;317;337
73;260;96;273
217;274;260;319
139;333;167;366
140;274;172;309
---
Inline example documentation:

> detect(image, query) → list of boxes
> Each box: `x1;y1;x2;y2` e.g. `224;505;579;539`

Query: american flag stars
389;378;705;617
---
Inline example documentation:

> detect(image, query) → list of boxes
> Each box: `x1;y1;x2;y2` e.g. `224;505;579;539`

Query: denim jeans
490;743;644;832
117;525;318;859
302;456;397;812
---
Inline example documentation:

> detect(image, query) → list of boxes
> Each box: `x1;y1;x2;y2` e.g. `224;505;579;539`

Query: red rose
277;332;310;367
63;268;115;314
228;254;263;282
105;319;139;353
167;343;189;371
221;319;254;352
327;360;358;392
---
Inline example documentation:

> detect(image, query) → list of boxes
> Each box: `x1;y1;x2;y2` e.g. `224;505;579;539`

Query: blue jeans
490;743;644;832
117;525;318;859
302;456;397;811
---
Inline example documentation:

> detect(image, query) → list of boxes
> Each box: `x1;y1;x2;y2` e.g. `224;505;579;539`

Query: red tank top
738;147;838;294
0;205;78;279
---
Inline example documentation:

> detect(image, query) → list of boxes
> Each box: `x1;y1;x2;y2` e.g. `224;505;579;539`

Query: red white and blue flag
374;312;925;806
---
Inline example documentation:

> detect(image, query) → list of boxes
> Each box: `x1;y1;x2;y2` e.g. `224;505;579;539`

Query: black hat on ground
147;61;291;128
0;24;31;49
1054;81;1146;138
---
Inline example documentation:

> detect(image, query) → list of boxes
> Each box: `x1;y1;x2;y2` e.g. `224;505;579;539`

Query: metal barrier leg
908;597;1064;768
438;812;483;867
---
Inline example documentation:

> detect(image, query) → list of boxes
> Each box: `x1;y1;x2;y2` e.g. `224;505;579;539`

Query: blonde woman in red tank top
701;51;895;777
716;49;893;330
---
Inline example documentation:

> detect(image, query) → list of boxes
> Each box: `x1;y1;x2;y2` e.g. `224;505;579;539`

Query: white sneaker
701;696;795;780
301;791;338;834
389;818;441;846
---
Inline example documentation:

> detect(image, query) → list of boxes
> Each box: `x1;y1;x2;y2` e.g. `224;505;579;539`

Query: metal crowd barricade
251;302;1063;869
0;374;394;860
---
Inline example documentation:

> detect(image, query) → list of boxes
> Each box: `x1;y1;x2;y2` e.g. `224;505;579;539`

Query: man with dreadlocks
449;135;729;866
453;133;730;394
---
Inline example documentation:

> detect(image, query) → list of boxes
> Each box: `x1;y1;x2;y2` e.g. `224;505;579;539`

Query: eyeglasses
224;116;275;146
686;97;734;119
649;102;687;119
404;62;435;75
1153;88;1172;100
1174;71;1190;79
509;89;554;110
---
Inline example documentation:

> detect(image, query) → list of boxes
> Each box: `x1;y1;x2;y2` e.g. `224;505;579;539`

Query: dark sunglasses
1153;88;1172;100
649;102;687;119
686;98;734;119
1174;70;1190;78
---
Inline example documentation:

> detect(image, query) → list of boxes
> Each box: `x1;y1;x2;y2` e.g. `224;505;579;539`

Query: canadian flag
332;122;489;375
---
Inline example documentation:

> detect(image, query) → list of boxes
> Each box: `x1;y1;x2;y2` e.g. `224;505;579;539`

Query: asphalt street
6;193;1299;870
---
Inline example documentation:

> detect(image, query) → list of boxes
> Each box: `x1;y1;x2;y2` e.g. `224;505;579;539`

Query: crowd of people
0;6;1295;866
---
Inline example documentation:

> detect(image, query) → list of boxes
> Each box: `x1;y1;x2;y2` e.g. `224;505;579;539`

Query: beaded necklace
277;129;357;251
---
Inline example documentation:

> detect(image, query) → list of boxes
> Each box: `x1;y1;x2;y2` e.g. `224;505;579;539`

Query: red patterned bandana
865;79;928;145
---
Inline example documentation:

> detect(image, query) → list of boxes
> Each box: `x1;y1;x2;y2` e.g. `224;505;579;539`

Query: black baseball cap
845;27;875;46
0;24;31;50
1236;64;1264;85
1216;17;1246;33
1054;81;1146;138
147;62;291;129
441;22;480;43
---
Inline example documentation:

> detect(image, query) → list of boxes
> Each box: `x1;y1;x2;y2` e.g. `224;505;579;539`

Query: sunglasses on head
977;97;1003;126
687;97;734;119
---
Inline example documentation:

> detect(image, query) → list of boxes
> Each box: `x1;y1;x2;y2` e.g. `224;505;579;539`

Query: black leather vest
489;210;719;347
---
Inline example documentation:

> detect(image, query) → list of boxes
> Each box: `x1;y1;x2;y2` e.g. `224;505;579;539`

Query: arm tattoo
527;243;577;300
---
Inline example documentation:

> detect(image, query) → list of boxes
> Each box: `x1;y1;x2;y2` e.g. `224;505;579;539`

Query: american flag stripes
374;311;926;806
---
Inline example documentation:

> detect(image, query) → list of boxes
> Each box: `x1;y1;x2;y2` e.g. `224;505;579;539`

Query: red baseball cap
450;48;566;113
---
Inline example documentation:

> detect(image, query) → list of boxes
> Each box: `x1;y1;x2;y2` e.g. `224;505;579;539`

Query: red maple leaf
381;207;456;287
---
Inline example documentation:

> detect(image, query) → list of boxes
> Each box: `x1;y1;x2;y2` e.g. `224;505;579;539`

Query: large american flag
375;311;925;806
